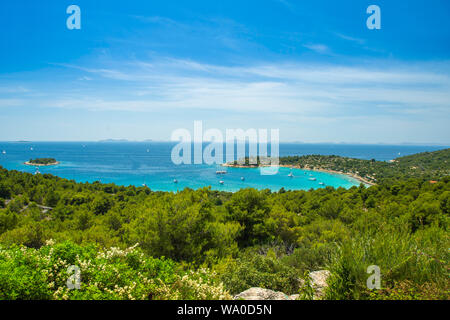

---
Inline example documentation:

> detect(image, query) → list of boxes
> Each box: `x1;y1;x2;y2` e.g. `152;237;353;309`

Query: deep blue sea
0;142;447;192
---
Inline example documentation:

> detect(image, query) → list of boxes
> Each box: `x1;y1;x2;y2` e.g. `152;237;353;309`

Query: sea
0;142;447;192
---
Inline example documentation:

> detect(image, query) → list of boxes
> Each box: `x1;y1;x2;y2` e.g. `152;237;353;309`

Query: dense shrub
0;241;231;300
217;249;301;295
325;225;449;300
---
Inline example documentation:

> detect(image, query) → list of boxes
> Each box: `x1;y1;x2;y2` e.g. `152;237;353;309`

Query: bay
0;142;446;192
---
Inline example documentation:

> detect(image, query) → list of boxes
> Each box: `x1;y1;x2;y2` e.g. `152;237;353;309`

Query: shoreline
24;161;60;167
221;163;376;186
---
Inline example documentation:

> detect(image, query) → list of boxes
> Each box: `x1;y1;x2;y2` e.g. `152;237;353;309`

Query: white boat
241;177;245;181
288;173;293;177
1;150;5;154
34;168;40;175
319;182;325;185
219;181;224;185
309;177;317;181
173;179;178;183
216;170;227;175
30;147;33;151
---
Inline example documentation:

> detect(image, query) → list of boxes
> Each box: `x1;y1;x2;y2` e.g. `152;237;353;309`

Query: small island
25;158;59;166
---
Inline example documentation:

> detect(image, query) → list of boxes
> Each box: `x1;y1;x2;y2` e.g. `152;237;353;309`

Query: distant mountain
98;139;129;142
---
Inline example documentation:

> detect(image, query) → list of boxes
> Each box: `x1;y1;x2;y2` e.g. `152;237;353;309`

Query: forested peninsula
225;148;450;185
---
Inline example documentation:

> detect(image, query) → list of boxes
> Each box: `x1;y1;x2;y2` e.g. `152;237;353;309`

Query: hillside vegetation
0;148;449;300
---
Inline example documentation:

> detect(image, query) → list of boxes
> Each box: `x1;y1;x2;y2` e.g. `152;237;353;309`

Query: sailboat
288;169;293;177
34;167;40;175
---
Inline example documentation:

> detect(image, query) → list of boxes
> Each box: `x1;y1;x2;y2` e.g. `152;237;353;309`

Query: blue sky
0;0;449;143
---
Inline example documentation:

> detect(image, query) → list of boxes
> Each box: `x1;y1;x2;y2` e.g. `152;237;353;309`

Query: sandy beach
24;161;60;167
222;162;376;186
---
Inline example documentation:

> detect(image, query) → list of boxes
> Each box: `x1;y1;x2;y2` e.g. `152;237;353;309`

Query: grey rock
233;288;290;300
234;270;331;301
305;270;331;299
289;294;299;300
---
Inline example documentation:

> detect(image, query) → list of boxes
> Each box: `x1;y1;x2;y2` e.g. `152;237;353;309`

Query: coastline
24;161;60;167
221;163;376;186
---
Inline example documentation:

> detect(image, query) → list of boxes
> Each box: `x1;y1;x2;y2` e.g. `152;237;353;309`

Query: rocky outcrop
234;288;292;300
234;270;330;301
308;270;330;299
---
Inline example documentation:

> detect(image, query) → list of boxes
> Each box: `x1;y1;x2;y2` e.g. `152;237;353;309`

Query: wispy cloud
1;57;449;143
3;58;449;122
335;33;366;45
303;44;331;54
274;0;294;11
78;76;92;81
0;86;30;93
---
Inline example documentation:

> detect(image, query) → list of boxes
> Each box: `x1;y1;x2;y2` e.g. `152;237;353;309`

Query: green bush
325;225;449;300
0;241;231;300
217;249;300;295
369;280;449;300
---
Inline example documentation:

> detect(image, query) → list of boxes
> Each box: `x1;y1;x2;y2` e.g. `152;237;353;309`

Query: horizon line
0;140;449;147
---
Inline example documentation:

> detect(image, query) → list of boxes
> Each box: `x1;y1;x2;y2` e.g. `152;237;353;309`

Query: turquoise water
0;142;446;192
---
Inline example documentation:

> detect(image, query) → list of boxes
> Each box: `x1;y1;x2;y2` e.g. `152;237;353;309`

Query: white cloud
302;44;331;54
3;59;450;124
335;33;366;45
